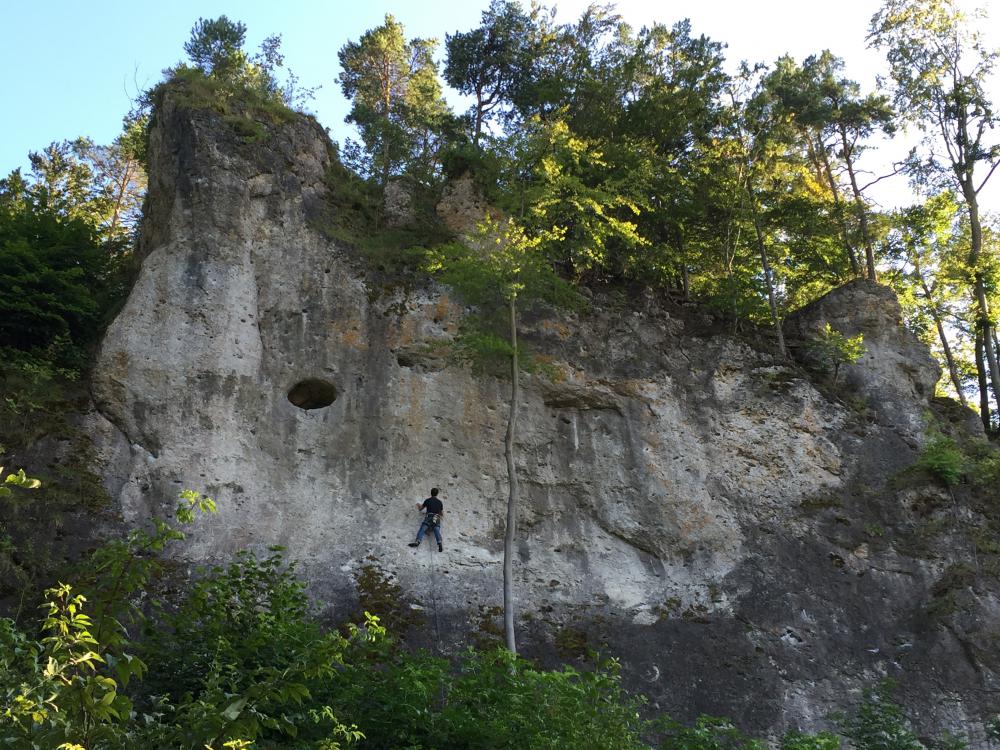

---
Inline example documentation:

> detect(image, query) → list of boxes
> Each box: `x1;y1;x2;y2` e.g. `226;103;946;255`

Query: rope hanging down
425;540;443;655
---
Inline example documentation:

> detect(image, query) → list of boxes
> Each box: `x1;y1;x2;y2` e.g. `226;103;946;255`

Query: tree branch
975;157;1000;195
859;163;907;192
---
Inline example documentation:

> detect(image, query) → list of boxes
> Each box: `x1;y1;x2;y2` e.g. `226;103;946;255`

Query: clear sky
2;0;998;212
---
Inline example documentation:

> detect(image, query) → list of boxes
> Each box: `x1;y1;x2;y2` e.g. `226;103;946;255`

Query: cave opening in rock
287;378;337;410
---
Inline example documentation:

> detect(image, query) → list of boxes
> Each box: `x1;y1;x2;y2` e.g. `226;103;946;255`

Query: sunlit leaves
0;467;41;498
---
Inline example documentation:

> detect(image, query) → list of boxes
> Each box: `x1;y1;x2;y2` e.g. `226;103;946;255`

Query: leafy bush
0;488;983;750
971;451;1000;497
806;323;866;382
139;547;370;749
779;731;841;750
0;199;120;372
656;715;764;750
835;684;924;750
327;646;651;750
915;434;966;486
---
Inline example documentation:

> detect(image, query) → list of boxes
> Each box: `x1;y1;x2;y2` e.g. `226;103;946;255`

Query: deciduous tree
871;0;1000;429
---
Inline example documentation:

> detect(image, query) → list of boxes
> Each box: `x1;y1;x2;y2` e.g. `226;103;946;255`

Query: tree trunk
976;329;992;435
816;135;860;277
503;295;520;654
107;158;136;241
964;186;1000;427
915;263;966;407
473;88;485;148
673;227;690;300
839;127;876;280
934;314;967;407
748;192;786;358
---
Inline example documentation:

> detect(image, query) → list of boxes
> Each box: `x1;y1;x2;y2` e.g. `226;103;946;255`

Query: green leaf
223;696;249;721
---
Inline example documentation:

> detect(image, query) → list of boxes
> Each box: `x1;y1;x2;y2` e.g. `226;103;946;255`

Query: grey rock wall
85;94;998;742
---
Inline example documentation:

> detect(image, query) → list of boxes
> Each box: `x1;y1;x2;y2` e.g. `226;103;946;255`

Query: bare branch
975;157;1000;195
860;163;907;192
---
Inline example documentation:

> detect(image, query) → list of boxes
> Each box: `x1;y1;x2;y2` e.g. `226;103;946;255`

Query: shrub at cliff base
0;486;974;749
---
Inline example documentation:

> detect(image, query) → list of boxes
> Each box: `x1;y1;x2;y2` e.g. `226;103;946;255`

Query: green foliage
145;547;318;698
151;16;315;126
140;549;365;749
0;491;216;749
915;433;966;486
0;466;41;498
504;117;648;280
444;0;534;144
807;323;866;381
780;730;841;750
184;16;249;80
152;66;298;128
426;217;579;376
338;15;453;186
834;682;926;750
428;218;564;306
328;647;651;750
971;450;1000;494
986;715;1000;743
656;715;763;750
0;198;120;371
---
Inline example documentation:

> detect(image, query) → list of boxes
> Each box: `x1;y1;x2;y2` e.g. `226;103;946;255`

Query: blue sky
2;0;997;212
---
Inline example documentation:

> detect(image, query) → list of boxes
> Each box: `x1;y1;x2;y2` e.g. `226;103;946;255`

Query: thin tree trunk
747;191;786;358
914;262;966;407
674;227;690;300
965;187;1000;426
816;135;860;277
473;89;484;148
107;159;136;242
934;314;967;407
503;295;520;654
976;329;992;435
839;127;876;280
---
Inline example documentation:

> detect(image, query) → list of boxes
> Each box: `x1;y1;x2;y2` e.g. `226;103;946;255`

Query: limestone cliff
85;93;999;741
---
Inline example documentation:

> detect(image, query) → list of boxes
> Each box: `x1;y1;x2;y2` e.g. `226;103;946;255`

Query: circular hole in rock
287;378;337;410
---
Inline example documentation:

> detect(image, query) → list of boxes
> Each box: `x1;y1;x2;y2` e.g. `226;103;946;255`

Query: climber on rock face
408;487;444;552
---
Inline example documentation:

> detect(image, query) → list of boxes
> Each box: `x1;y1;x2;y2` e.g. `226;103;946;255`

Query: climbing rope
424;533;447;711
948;484;979;573
426;534;443;655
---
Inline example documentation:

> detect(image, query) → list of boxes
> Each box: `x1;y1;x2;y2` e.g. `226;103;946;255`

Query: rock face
87;95;998;742
786;280;942;440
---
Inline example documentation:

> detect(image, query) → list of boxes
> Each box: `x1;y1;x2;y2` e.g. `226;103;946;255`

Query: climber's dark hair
430;487;439;497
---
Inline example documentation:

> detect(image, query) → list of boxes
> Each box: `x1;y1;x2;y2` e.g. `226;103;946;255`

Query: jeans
415;518;442;545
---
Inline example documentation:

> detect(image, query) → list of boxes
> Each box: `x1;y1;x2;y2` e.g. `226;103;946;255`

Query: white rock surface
82;93;992;739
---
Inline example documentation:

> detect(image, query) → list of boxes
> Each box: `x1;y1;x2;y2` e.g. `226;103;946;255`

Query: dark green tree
338;15;451;187
170;16;312;110
444;0;533;146
0;194;115;370
184;16;249;81
766;52;897;280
